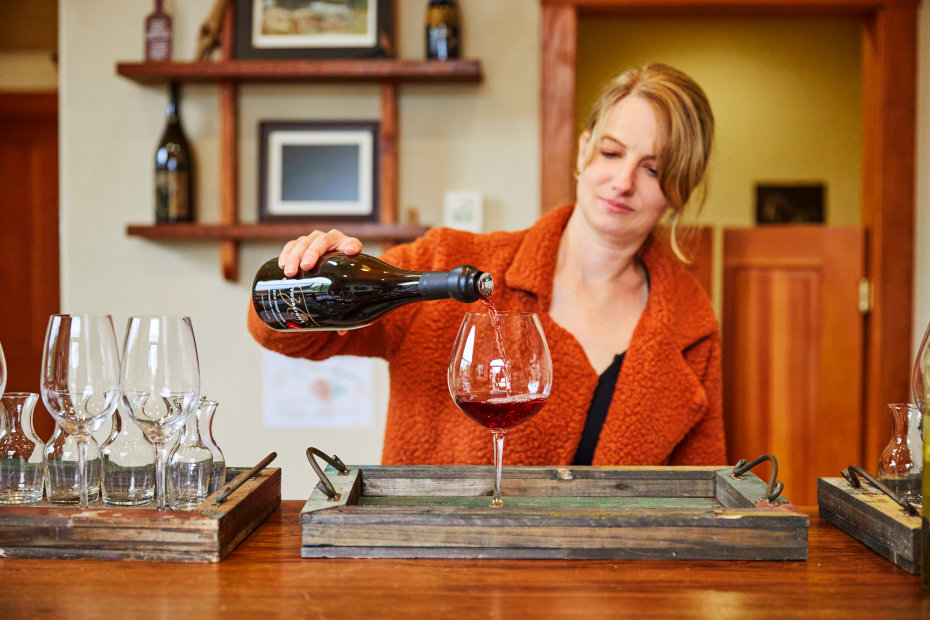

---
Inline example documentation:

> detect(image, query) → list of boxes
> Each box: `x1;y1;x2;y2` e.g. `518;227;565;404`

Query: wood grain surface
1;502;925;619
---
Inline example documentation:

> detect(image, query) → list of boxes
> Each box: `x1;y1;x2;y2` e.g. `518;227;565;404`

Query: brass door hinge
858;277;873;314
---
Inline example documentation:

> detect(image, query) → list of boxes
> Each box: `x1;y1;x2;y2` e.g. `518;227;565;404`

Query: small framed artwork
234;0;394;60
258;120;379;222
755;183;826;225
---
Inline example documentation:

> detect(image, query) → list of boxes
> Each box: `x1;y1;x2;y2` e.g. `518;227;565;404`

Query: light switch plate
443;190;484;233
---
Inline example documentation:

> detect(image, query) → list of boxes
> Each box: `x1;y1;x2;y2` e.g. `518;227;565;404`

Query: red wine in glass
454;392;548;431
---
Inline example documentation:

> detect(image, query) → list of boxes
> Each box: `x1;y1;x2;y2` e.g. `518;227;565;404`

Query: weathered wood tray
0;466;281;562
817;476;922;574
301;465;809;560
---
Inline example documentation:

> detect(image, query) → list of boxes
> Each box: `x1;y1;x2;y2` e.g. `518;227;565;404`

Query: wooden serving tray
817;477;922;574
300;465;809;560
0;466;281;562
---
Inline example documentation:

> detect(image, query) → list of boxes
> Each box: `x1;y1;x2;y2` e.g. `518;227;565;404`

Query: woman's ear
576;131;591;175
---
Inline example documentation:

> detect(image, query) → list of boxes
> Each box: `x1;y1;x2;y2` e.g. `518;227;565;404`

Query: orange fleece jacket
247;205;726;466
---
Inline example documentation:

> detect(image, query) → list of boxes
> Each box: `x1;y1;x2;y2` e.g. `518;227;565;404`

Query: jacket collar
504;204;575;311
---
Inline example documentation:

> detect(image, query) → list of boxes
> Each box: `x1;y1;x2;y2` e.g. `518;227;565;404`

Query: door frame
539;0;916;468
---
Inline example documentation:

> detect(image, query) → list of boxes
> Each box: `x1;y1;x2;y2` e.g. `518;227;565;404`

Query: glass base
47;492;100;505
169;498;207;511
102;493;154;506
0;490;43;504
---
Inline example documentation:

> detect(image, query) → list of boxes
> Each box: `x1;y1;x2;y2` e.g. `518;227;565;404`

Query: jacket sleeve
246;231;443;362
668;331;727;465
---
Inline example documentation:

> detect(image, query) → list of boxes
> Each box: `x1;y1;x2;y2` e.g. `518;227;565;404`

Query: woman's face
575;95;669;245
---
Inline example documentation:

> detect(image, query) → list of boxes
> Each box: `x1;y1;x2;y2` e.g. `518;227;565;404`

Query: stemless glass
448;311;552;507
40;314;121;508
120;316;200;510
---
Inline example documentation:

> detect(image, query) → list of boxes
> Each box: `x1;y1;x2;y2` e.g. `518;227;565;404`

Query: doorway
539;0;916;481
0;92;60;440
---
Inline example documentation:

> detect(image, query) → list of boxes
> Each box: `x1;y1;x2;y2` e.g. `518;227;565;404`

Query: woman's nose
611;162;635;194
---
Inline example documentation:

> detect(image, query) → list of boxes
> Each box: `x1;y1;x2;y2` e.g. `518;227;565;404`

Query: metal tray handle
729;454;784;503
307;447;349;502
841;464;919;516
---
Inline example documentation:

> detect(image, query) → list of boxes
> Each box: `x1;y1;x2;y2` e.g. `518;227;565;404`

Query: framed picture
234;0;394;60
258;120;379;222
755;183;826;225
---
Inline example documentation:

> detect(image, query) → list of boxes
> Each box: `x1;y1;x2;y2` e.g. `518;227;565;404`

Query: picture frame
258;120;379;222
234;0;394;60
755;183;826;225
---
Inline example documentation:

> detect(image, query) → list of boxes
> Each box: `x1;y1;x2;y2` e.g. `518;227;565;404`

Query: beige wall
58;0;540;499
45;1;930;497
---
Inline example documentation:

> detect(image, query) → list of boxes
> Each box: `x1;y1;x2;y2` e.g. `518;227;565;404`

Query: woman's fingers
279;230;362;277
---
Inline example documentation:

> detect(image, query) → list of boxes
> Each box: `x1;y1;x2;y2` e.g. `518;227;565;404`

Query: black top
572;352;625;465
571;266;649;466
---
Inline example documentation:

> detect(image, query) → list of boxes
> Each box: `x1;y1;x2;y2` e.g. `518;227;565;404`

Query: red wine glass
448;311;552;507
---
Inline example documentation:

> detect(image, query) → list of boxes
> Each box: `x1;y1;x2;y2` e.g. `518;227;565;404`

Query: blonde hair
579;64;714;261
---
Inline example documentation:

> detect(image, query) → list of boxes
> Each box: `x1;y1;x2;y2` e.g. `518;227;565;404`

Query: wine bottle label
155;170;190;221
253;278;327;330
145;15;172;62
427;25;460;60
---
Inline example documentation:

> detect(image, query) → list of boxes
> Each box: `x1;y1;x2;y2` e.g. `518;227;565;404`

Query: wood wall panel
0;92;59;441
723;227;865;506
860;4;917;474
540;4;577;212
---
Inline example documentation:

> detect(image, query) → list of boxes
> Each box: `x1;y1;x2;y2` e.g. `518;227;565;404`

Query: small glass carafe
878;403;922;508
0;392;45;504
44;425;101;504
100;402;155;506
167;410;213;510
198;399;226;494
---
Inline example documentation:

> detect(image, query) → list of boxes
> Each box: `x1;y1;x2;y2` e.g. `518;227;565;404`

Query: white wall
58;0;540;499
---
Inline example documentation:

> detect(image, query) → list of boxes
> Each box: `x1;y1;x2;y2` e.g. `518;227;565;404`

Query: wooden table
1;502;927;618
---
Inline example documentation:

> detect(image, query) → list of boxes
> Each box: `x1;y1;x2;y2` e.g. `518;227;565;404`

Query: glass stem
491;431;505;507
77;436;89;509
154;440;168;510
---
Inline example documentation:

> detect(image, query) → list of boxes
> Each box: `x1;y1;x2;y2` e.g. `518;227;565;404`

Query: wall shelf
126;222;429;242
116;59;483;85
117;8;483;282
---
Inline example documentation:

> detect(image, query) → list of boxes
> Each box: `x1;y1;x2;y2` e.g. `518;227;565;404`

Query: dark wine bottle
252;252;494;331
155;83;194;223
425;0;461;61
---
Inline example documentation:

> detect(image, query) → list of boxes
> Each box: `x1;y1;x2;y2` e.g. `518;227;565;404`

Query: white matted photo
233;0;395;60
261;351;375;429
258;120;379;222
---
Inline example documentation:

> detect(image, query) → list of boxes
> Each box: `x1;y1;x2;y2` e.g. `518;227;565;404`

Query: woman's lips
599;197;633;213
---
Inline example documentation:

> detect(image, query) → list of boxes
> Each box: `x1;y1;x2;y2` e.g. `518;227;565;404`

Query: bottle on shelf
145;0;172;62
425;0;461;61
155;82;194;224
252;251;494;331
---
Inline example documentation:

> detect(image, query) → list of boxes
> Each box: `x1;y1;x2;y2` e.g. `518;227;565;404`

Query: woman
248;63;725;466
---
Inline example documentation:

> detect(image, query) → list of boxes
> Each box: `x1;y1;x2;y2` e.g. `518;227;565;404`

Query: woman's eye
601;150;621;159
645;166;659;177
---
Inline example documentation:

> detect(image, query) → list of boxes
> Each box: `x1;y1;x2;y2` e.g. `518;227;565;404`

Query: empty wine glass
40;314;120;508
448;311;552;507
120;316;200;511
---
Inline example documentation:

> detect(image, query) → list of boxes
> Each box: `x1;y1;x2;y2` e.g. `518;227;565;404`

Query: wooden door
0;92;59;441
723;226;865;506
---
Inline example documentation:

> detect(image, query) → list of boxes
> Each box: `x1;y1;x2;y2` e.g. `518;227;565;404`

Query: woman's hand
278;229;363;277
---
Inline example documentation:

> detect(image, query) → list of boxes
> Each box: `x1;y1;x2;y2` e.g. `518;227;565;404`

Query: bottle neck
166;83;180;120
